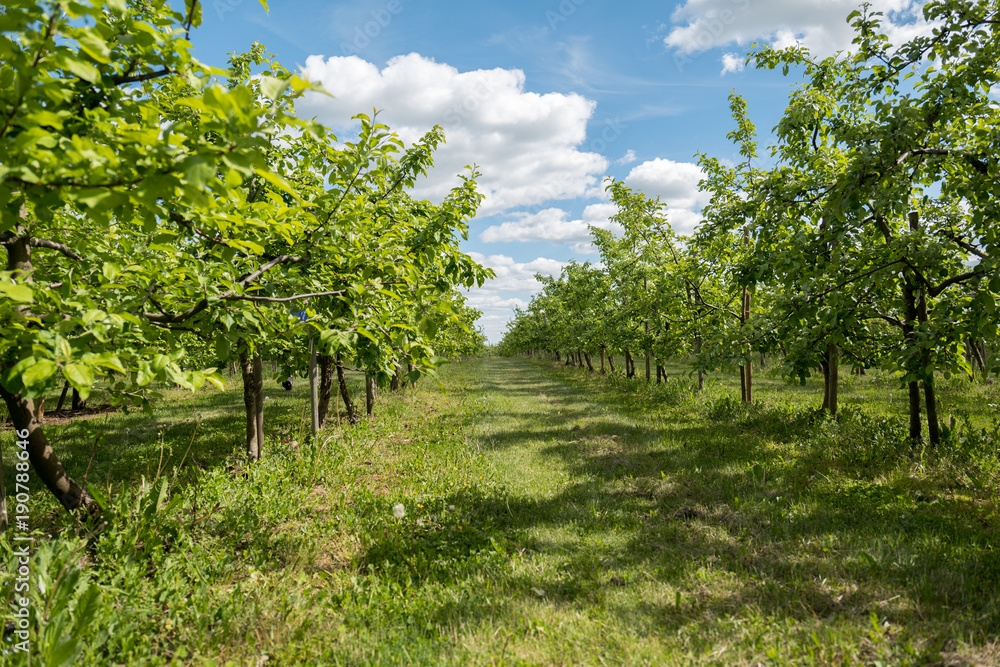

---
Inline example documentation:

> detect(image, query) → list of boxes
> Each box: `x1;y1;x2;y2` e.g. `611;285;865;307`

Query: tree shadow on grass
351;362;1000;653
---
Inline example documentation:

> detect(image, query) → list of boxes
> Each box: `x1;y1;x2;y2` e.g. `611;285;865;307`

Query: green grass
2;359;999;665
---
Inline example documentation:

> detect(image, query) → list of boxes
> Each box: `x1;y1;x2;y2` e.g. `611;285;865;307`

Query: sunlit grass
2;358;998;665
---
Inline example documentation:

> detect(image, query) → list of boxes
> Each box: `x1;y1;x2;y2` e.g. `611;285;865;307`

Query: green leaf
0;281;33;303
81;352;126;373
102;262;122;281
258;75;288;102
22;359;57;389
63;363;95;389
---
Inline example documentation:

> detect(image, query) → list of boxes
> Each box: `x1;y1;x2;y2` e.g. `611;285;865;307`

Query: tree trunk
318;355;334;429
365;374;376;418
2;223;96;513
695;335;704;391
576;350;583;368
584;352;594;372
55;380;70;412
902;269;922;442
824;343;839;417
336;354;359;424
390;359;401;392
254;354;264;456
644;319;651;382
608;354;615;374
0;387;96;512
240;349;264;460
600;346;606;374
71;388;86;411
309;339;319;436
741;285;753;403
975;340;987;373
910;214;939;445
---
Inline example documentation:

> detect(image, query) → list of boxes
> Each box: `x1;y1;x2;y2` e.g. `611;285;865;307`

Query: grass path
315;356;999;666
12;356;997;665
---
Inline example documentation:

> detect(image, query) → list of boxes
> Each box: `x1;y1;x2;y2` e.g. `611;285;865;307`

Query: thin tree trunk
55;380;70;412
309;339;319;436
584;352;594;372
254;354;264;457
240;348;263;460
0;388;96;512
741;285;753;403
695;335;704;391
608;354;615;374
825;343;838;417
390;359;401;392
318;355;334;428
336;354;359;424
71;388;86;411
644;319;651;382
909;212;939;445
625;350;634;378
902;269;922;442
2;222;96;513
971;339;987;374
365;374;376;418
600;346;606;374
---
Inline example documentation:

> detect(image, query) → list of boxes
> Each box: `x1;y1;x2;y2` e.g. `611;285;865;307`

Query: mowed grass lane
313;357;998;666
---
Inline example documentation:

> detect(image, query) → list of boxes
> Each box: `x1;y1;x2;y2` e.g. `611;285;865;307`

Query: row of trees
1;0;490;516
499;0;1000;446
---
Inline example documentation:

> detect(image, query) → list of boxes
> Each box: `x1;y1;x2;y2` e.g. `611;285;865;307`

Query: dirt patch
13;404;121;426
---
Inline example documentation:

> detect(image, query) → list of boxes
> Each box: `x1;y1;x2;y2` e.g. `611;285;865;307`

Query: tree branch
29;238;83;261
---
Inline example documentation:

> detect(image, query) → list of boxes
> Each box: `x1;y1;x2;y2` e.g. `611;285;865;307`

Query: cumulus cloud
467;253;566;294
619;158;708;235
616;149;638;165
479;203;620;244
463;253;568;342
665;0;931;59
720;52;745;75
625;158;708;209
298;53;608;215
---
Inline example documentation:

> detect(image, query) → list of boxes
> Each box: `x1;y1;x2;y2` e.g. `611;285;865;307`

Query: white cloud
298;53;608;215
664;0;931;58
467;253;566;294
479;203;620;244
620;158;708;236
463;253;568;342
625;158;708;209
720;52;745;75
616;149;638;165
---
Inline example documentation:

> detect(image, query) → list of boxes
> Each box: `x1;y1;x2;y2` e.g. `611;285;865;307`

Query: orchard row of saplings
499;1;1000;449
0;0;489;525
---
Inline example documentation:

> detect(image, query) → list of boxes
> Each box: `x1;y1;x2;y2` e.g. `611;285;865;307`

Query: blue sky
191;0;931;341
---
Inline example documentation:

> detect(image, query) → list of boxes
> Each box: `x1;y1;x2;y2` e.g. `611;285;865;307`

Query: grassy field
2;358;999;665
